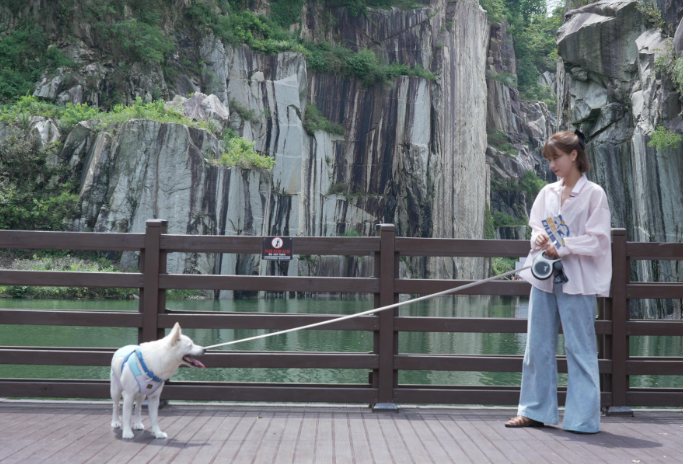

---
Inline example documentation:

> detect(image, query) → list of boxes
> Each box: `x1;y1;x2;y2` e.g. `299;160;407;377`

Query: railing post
373;224;398;412
140;219;168;343
607;228;633;416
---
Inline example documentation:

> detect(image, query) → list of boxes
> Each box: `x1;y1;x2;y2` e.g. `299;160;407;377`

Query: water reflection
0;296;680;388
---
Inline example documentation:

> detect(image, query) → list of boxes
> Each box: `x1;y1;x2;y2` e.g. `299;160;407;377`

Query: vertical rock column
429;0;489;279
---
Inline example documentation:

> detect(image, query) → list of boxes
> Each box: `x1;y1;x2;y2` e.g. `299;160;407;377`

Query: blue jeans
517;284;601;433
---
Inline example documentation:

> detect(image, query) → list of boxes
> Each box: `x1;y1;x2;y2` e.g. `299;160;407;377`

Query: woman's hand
544;243;560;259
535;232;551;249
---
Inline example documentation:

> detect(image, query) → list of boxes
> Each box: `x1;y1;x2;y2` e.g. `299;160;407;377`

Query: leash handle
203;265;532;350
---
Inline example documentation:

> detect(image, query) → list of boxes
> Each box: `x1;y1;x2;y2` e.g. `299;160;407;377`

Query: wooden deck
0;401;681;463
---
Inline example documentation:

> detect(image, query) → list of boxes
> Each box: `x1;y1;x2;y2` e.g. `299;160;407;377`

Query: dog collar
135;347;165;383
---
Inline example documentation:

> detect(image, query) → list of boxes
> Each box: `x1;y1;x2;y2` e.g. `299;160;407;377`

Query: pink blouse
518;174;613;297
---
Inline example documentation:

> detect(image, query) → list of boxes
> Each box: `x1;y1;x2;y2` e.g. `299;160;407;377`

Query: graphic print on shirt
542;215;570;248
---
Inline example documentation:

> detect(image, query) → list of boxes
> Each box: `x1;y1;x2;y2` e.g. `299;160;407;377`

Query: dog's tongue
183;355;205;368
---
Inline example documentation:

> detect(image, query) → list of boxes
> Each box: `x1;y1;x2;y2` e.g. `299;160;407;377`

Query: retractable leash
204;263;541;350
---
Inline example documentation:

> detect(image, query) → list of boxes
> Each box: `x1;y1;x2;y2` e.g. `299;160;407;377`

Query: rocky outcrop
20;0;556;297
70;118;273;292
165;93;231;131
190;0;491;281
484;22;557;240
557;0;682;319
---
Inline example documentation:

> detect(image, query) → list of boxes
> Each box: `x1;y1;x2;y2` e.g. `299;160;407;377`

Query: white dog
110;322;205;439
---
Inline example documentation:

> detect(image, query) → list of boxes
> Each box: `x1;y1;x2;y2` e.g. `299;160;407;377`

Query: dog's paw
133;422;145;430
154;431;168;439
111;420;121;429
122;429;134;439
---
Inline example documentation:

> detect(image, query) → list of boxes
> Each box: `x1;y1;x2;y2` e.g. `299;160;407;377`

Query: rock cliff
4;0;561;298
557;0;682;318
40;0;493;289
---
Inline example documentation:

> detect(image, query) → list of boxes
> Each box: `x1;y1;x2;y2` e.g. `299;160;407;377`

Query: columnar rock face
484;22;556;241
557;0;683;318
30;0;552;297
189;0;491;282
70;119;272;280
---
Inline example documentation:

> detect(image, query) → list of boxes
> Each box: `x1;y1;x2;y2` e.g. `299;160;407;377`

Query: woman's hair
542;130;591;173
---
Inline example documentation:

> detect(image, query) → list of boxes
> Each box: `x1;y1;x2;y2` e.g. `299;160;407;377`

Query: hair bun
574;129;586;148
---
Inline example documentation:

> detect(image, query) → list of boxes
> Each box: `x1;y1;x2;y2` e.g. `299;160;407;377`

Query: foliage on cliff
0;0;435;104
479;0;561;106
0;96;214;134
0;96;241;232
188;3;435;86
217;136;276;170
0;127;78;231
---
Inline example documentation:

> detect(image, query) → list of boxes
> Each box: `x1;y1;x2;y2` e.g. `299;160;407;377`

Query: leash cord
203;264;532;350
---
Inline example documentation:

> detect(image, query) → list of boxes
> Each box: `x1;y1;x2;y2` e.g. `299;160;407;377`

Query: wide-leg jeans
517;283;601;433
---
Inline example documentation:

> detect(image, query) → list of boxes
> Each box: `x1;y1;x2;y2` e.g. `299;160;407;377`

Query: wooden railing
0;220;681;411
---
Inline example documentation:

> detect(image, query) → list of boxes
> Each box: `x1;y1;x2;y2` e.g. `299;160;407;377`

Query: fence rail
0;220;681;411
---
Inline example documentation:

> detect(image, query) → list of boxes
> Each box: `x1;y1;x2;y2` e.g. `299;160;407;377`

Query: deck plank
291;408;318;464
97;409;189;464
390;412;436;464
0;409;86;461
332;412;355;464
3;410;103;464
363;412;398;464
347;411;375;464
376;413;416;464
598;421;670;463
250;409;288;464
232;408;275;464
211;408;261;464
126;409;205;464
427;412;486;463
184;410;244;464
272;410;304;464
470;413;566;464
0;403;682;464
461;413;534;464
153;410;216;464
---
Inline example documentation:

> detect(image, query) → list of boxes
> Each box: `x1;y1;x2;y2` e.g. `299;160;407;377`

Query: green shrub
492;257;516;277
327;182;348;195
0;26;75;102
229;98;259;123
95;16;173;64
342;229;361;237
479;0;509;24
304;104;345;136
485;204;495;239
0;127;79;231
328;0;423;18
487;130;516;156
0;96;215;134
653;43;683;93
493;211;527;227
648;126;681;150
0;255;138;299
491;170;547;197
519;170;547;196
188;5;433;87
216;137;275;170
167;289;207;300
487;71;517;87
637;0;670;35
270;0;306;27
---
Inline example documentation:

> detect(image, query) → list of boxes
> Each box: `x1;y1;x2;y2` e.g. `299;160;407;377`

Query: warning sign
261;236;293;260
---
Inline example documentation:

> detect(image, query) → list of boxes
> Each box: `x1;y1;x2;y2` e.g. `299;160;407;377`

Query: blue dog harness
112;345;166;395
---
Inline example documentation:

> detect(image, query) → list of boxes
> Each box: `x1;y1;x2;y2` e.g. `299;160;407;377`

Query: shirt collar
551;174;587;195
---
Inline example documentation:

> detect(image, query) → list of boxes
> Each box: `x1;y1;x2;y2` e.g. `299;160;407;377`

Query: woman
505;130;612;434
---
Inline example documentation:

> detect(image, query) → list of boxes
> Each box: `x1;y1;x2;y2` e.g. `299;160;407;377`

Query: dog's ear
169;322;182;345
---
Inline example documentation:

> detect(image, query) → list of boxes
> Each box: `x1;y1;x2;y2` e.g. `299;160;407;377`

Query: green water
0;296;680;389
